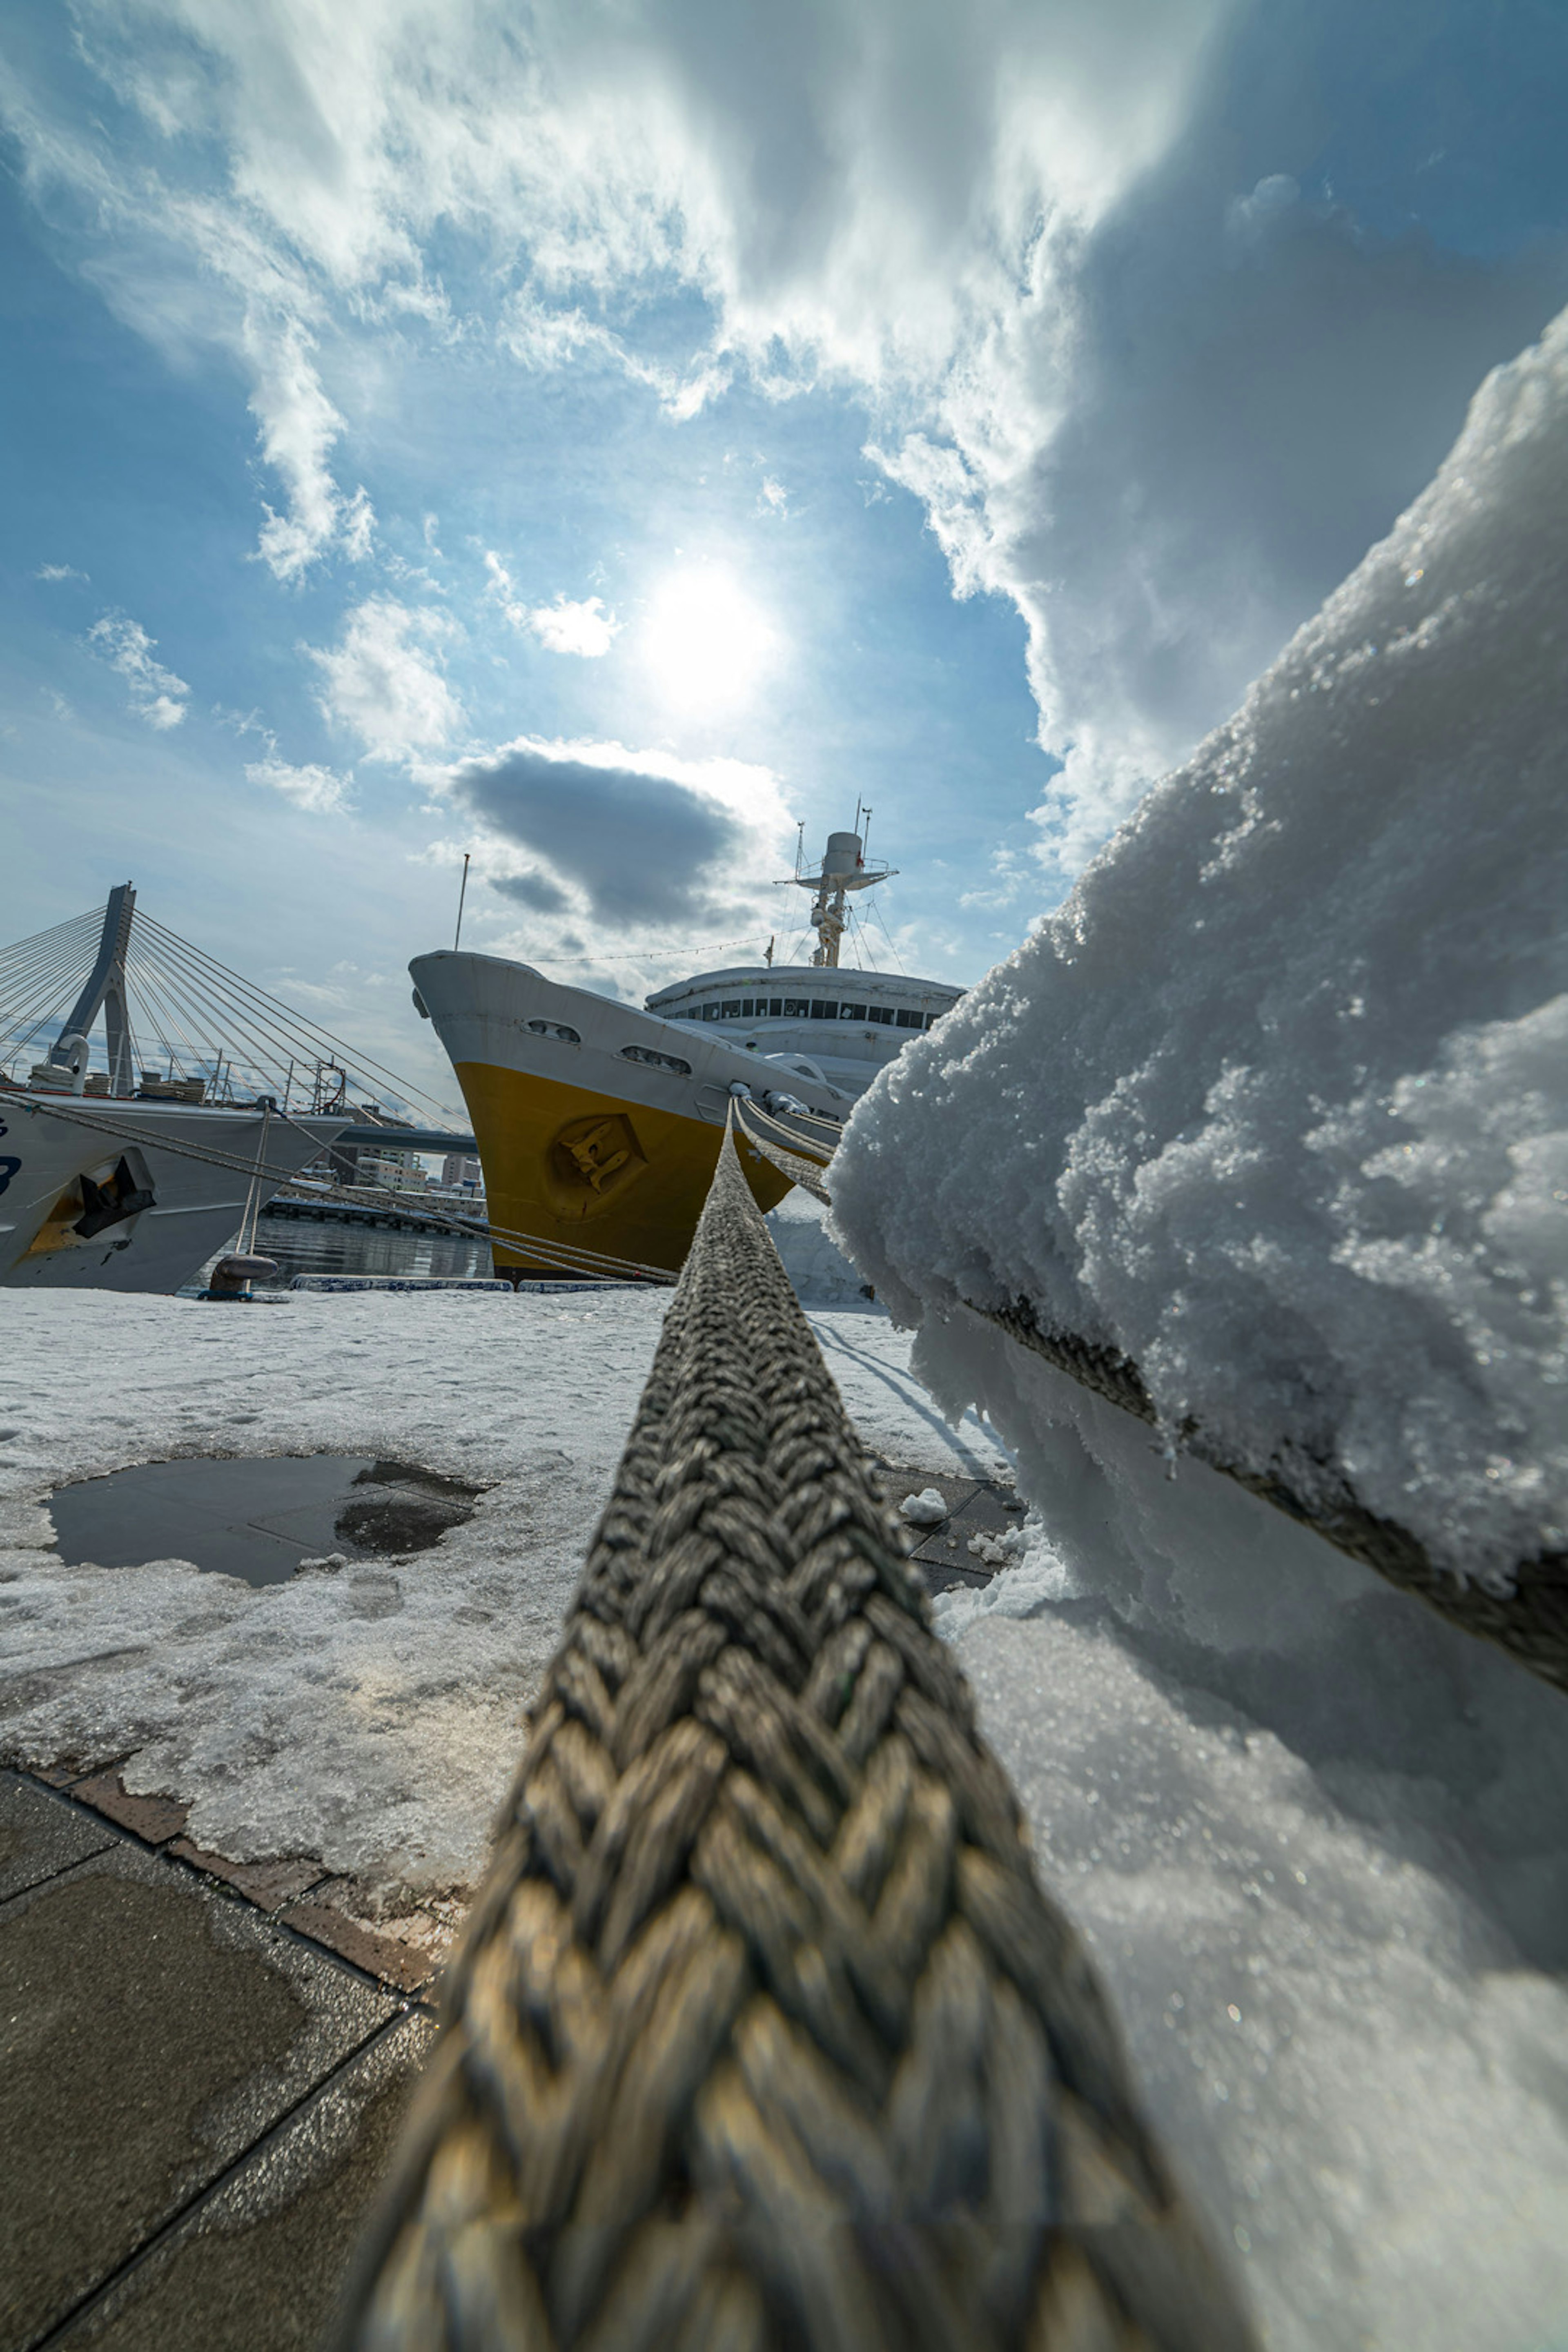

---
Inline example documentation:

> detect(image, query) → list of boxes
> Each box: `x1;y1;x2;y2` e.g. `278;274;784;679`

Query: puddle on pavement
47;1455;482;1588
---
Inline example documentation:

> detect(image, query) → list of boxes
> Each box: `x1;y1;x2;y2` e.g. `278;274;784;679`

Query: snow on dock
0;1286;991;1899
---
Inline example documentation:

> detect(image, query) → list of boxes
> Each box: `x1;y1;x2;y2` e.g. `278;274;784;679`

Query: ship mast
780;805;898;969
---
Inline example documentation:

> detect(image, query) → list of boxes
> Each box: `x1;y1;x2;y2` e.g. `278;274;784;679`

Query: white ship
0;886;348;1293
412;822;963;1278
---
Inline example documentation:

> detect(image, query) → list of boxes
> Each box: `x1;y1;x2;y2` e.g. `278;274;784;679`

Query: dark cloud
490;867;570;914
451;747;742;924
1010;0;1568;850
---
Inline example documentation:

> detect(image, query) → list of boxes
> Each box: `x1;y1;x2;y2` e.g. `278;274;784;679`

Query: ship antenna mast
454;851;471;951
777;815;898;971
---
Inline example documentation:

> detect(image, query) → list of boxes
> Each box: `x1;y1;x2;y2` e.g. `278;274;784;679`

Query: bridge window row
694;997;933;1029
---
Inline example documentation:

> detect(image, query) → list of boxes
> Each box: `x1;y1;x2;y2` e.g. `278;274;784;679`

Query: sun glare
641;566;778;715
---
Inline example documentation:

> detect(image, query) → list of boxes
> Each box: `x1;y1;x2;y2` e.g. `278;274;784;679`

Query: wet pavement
1;1461;1018;2347
0;1767;432;2352
47;1455;481;1588
874;1461;1029;1593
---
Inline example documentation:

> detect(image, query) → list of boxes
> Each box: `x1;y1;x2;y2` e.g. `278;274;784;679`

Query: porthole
621;1044;692;1076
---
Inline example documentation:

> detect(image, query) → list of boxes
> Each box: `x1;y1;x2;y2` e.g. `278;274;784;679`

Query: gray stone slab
920;1557;996;1597
0;1840;396;2351
948;1484;1024;1538
0;1769;116;1902
875;1466;983;1526
60;2013;436;2351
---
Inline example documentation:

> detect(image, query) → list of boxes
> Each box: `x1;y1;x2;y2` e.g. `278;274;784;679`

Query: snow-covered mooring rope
336;1124;1254;2352
977;1296;1568;1697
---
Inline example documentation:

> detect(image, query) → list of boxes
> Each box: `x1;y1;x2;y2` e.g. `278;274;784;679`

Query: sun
641;564;778;715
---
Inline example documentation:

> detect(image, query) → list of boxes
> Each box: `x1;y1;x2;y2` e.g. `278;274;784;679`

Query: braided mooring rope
337;1127;1256;2351
733;1099;835;1206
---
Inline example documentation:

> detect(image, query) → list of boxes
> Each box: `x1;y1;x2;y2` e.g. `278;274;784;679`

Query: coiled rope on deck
337;1124;1254;2352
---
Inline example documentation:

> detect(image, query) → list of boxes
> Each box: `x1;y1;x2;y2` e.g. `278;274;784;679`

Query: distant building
442;1154;483;1189
359;1150;429;1192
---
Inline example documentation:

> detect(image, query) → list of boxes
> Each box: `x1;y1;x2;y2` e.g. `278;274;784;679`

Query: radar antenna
778;824;897;969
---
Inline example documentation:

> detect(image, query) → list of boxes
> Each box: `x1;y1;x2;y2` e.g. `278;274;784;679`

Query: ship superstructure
412;823;963;1279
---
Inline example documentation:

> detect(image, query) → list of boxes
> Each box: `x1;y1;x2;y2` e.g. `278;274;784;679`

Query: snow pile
822;306;1568;2348
831;305;1568;1584
898;1487;948;1524
0;1289;994;1901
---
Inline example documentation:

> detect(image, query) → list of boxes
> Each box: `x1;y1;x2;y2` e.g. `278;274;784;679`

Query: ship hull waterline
452;1059;792;1279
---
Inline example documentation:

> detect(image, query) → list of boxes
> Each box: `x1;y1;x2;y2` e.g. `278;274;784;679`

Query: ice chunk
967;1526;1025;1566
899;1487;948;1525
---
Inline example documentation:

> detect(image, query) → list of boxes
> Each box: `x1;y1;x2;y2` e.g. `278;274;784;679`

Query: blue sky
3;0;1566;1096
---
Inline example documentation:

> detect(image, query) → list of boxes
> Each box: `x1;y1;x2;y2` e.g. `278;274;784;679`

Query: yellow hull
453;1060;792;1278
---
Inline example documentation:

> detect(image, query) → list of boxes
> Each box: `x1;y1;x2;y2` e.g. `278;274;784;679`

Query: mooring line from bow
336;1118;1256;2352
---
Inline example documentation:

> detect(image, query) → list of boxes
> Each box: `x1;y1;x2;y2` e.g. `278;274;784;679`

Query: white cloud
482;548;526;626
245;757;352;813
341;485;377;563
87;612;191;729
307;597;461;760
35;562;88;583
527;595;620;657
758;477;788;516
10;0;1564;881
4;0;1219;570
485;556;621;657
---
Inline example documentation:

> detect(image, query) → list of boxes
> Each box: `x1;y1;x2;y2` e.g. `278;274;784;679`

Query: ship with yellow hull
410;825;962;1281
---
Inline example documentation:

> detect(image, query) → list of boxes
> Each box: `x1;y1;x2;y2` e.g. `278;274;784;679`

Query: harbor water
194;1208;492;1290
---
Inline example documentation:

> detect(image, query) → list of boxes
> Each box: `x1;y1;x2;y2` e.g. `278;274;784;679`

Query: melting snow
0;1285;992;1904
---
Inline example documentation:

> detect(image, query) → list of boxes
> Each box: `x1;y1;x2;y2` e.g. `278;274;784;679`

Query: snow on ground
924;1305;1568;2352
765;1186;870;1306
831;303;1568;1587
0;1278;1565;2344
0;1286;994;1903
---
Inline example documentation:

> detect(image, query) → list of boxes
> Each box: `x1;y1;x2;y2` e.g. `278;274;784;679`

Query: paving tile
168;1840;328;1913
0;1841;395;2352
949;1485;1025;1539
0;1770;116;1902
278;1893;446;1996
920;1558;996;1597
60;2013;437;2352
73;1771;190;1846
